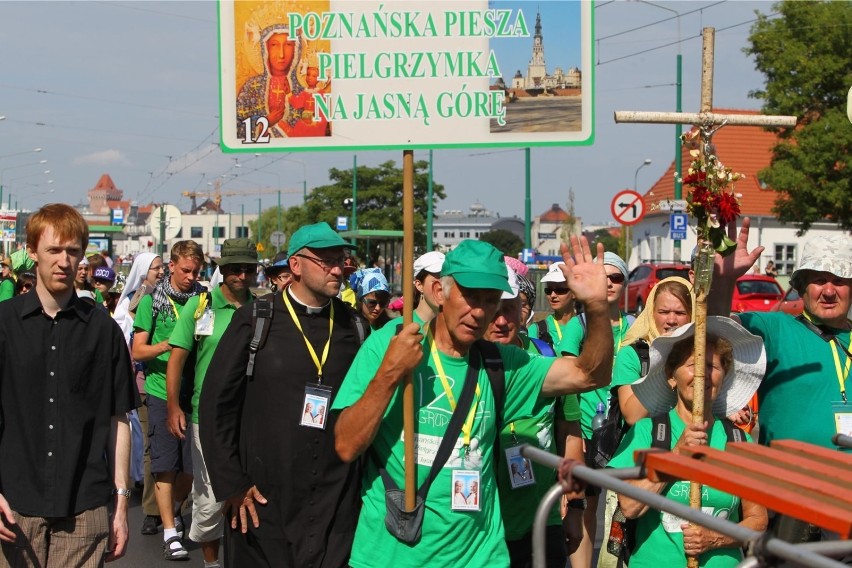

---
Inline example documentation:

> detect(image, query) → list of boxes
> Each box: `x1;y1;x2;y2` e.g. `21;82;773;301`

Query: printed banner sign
218;0;594;152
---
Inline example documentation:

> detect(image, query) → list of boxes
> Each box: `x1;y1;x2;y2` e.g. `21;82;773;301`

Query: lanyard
802;312;850;403
167;297;180;320
829;341;849;403
282;291;334;383
613;314;625;355
550;315;563;342
426;327;480;449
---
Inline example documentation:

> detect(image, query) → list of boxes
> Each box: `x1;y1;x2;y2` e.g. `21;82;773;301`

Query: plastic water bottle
592;402;606;431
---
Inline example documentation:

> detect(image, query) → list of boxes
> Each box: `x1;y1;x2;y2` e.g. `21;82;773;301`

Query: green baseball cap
287;222;356;256
442;240;512;293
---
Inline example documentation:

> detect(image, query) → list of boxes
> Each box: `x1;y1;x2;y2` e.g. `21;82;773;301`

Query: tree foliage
745;1;852;232
586;228;623;259
279;160;446;260
480;229;524;257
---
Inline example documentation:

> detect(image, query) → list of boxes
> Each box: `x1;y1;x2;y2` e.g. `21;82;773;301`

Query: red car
625;262;691;314
771;286;804;316
731;275;784;313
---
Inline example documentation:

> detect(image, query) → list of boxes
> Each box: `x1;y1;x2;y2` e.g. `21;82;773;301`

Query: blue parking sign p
670;213;688;240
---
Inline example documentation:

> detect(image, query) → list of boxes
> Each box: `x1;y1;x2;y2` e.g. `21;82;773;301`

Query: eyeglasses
225;264;255;275
607;273;626;284
363;298;389;309
148;264;164;272
544;287;570;296
296;254;346;271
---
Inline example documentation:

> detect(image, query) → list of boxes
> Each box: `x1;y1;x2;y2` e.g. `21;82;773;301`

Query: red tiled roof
643;109;780;218
539;203;572;223
92;173;117;191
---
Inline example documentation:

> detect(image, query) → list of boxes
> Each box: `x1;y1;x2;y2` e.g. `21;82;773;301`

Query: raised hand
714;217;764;283
558;235;607;305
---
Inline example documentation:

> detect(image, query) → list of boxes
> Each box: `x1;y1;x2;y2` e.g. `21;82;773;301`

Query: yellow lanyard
282;291;334;383
803;312;850;402
167;297;180;320
426;327;480;448
550;315;563;342
613;314;625;356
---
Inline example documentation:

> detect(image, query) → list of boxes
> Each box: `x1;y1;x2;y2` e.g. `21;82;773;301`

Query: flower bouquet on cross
680;127;745;297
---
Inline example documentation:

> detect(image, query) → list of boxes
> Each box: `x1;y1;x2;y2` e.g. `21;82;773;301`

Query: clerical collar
287;287;330;314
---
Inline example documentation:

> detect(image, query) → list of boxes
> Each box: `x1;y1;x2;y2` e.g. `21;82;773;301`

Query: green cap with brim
287;222;356;256
218;238;259;265
442;240;512;293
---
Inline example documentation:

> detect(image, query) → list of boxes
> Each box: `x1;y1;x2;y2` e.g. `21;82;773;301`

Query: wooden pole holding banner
615;28;798;567
402;150;416;511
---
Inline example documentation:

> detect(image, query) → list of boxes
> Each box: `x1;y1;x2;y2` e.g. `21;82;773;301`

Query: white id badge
301;384;332;430
451;469;481;512
505;446;536;489
194;309;214;336
832;402;852;437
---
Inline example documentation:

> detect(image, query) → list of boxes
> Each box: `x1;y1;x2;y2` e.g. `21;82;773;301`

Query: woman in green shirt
611;317;768;568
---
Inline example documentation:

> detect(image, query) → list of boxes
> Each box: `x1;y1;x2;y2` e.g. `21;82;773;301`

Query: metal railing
520;445;852;568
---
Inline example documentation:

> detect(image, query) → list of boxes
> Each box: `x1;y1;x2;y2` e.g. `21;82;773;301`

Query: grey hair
440;276;455;294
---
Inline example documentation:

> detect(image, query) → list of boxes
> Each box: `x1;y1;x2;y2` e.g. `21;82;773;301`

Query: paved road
112;493;202;567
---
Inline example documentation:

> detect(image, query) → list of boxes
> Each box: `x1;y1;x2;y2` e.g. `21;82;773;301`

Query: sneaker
162;536;189;561
141;515;161;535
174;516;184;540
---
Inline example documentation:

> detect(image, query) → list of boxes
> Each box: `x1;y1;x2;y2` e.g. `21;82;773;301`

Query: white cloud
73;149;131;166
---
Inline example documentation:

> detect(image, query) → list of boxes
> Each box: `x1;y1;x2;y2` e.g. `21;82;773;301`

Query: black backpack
586;339;650;469
535;319;555;349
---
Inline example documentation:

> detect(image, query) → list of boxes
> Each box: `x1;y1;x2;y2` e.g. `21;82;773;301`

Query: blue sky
0;1;777;225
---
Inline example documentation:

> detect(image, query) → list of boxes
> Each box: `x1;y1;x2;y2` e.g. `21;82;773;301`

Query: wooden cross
613;28;798;566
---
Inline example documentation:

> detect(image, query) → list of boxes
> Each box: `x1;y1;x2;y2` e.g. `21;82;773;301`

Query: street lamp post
0;147;42;161
639;0;683;260
0;159;48;206
624;158;653;311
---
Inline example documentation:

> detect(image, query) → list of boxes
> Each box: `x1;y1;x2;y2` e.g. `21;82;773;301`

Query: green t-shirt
496;335;569;540
528;314;572;346
332;324;555;567
608;410;748;568
169;286;251;424
558;314;632;437
611;344;642;388
0;279;14;302
134;293;188;401
740;311;850;450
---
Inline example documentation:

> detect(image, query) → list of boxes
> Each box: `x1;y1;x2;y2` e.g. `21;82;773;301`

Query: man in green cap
199;222;365;568
165;238;258;565
332;236;615;567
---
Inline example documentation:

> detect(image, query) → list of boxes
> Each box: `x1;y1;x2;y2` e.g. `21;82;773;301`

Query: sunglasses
544;287;570;296
607;273;626;284
225;264;256;275
363;298;389;309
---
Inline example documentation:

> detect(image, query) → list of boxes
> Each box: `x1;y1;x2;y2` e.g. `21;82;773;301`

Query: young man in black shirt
0;203;139;567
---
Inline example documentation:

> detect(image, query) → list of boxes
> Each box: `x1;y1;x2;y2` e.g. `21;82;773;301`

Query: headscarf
516;273;537;326
621;276;695;347
350;268;389;299
112;252;158;345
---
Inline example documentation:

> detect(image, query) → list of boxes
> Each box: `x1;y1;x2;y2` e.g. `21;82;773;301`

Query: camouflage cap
789;235;852;291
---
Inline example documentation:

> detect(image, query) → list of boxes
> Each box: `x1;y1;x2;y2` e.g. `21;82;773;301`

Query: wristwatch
112;488;132;498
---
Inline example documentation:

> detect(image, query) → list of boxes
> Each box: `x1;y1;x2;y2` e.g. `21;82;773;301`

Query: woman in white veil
112;252;161;345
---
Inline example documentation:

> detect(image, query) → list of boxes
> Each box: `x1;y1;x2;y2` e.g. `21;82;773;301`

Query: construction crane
182;184;302;213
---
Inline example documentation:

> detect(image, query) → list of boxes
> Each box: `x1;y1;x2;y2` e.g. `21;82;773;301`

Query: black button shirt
0;292;140;517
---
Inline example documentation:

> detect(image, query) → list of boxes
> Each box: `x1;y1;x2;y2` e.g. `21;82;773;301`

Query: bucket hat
789;235;852;292
632;316;766;417
441;240;511;294
218;238;259;266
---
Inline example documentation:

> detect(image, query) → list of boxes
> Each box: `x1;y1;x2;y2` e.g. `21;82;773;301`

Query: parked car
771;286;804;316
731;274;784;313
625;262;691;314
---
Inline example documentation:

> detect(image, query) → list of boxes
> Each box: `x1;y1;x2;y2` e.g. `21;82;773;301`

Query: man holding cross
332;236;614;566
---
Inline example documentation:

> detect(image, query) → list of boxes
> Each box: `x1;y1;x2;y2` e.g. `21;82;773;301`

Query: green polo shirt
134;293;187;401
169;285;252;424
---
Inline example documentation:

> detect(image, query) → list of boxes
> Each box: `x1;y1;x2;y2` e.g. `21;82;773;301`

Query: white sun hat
502;266;519;300
632;316;766;417
540;261;567;284
789;235;852;292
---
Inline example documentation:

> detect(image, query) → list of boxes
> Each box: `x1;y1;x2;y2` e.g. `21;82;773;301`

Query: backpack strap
536;319;554;348
722;418;745;444
246;296;274;378
650;413;671;450
631;339;650;377
474;339;505;433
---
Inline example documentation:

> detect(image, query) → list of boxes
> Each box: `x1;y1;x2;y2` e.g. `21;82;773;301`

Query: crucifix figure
613;27;797;566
